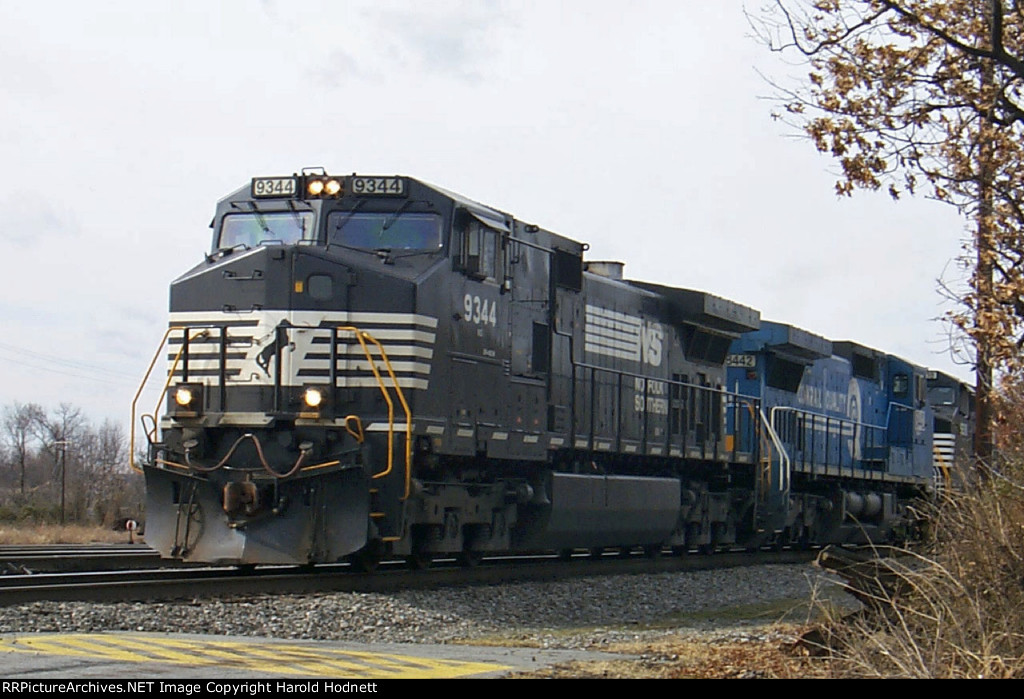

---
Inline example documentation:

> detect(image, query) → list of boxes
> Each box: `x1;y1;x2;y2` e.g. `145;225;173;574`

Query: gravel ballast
0;564;850;648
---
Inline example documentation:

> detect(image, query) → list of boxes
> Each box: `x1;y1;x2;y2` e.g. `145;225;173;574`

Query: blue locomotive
134;170;953;567
727;322;934;545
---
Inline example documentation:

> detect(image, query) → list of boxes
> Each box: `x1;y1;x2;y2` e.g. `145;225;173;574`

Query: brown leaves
756;0;1024;375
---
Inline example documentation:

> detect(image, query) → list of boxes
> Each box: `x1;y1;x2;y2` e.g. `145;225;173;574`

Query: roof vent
585;261;624;280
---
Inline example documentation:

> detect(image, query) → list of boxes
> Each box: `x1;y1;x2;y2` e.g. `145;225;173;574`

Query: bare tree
750;0;1024;465
1;402;45;496
0;403;143;525
30;403;85;524
74;419;134;525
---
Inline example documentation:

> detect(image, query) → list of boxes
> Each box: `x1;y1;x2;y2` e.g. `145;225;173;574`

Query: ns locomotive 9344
134;169;948;568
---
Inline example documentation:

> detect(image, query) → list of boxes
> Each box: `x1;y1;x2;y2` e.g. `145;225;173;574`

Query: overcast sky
0;1;972;436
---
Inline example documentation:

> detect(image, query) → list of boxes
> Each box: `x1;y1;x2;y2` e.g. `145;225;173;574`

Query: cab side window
893;373;909;398
459;220;497;280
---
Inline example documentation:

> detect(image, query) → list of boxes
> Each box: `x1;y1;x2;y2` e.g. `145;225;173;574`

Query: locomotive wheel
348;543;382;573
406;547;432;570
406;529;434;570
643;544;661;558
589;547;604;559
558;548;574;561
457;549;482;568
349;551;380;572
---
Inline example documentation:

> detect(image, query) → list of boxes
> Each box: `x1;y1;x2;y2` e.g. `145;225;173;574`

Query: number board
725;354;756;368
350;176;406;196
252;177;298;198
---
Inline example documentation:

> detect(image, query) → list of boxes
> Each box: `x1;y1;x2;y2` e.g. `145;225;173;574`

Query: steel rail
0;545;166;574
0;549;820;606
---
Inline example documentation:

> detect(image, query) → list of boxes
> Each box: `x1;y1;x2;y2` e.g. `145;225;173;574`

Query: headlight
304;176;342;198
298;385;331;418
304;387;323;408
174;387;194;406
170;383;203;417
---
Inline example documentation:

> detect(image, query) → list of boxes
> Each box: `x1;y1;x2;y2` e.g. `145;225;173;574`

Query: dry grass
811;477;1024;678
0;523;137;545
504;624;832;678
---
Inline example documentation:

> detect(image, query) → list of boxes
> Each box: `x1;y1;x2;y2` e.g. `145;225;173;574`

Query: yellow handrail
130;322;413;501
744;401;773;497
335;326;413;500
130;325;208;473
343;415;365;443
932;446;953;491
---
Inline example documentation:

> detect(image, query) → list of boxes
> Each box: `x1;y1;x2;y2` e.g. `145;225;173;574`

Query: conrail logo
584;305;663;367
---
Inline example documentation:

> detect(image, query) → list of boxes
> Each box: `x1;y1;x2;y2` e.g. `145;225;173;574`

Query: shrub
814;479;1024;678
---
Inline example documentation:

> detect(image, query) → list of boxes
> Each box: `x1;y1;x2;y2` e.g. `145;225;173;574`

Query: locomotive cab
141;170;592;566
927;370;974;491
142;172;463;565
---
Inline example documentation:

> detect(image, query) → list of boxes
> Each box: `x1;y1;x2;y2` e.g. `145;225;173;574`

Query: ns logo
641;321;663;367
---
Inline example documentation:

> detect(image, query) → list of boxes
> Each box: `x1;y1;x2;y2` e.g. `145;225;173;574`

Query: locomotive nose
171;246;291;314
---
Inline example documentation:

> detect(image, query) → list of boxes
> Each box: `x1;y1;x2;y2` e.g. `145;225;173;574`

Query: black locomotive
136;169;945;567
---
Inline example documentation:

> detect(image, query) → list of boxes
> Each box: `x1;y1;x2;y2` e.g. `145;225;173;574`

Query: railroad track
0;544;165;574
0;548;819;605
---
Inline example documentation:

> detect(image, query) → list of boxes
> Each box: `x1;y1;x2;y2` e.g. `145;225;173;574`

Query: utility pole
55;440;69;525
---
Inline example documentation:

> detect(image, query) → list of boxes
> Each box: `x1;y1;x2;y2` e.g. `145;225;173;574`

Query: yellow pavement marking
0;634;510;679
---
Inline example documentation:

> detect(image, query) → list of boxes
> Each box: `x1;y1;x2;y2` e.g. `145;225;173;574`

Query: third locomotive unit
137;169;959;567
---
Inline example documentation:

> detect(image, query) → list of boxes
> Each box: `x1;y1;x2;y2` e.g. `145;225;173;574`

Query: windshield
327;211;443;251
929;386;956;406
218;212;315;249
